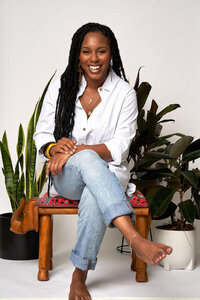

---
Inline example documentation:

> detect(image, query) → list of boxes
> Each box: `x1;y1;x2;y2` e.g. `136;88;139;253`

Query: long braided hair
54;22;128;141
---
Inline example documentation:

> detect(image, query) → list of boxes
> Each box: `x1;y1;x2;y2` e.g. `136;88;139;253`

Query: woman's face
79;32;111;85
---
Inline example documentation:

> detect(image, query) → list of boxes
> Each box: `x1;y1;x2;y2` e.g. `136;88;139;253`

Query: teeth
89;66;100;70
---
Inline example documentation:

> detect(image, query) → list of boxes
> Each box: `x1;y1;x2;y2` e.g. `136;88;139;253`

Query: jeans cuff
103;201;135;228
70;250;97;271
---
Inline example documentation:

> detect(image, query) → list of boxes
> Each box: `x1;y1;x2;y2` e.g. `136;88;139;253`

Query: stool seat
39;189;148;208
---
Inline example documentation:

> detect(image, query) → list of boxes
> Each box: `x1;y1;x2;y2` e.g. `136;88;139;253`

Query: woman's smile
79;32;111;85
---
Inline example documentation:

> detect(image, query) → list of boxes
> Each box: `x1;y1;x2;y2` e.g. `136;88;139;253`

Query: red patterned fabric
39;190;148;208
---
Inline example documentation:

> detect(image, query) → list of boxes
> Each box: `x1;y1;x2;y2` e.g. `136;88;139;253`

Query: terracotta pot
154;226;196;270
0;213;39;260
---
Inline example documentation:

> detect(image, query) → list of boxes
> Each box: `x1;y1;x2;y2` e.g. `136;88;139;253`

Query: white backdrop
0;0;200;219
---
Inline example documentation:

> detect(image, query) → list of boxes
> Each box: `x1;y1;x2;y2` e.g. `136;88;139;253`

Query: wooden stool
37;191;151;282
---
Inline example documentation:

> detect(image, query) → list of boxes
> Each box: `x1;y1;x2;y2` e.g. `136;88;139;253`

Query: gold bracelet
45;143;57;159
129;233;138;250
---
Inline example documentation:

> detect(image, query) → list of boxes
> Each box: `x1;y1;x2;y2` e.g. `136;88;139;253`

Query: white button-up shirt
34;71;138;193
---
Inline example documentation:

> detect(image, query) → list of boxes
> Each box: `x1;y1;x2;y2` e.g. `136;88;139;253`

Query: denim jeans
52;149;134;271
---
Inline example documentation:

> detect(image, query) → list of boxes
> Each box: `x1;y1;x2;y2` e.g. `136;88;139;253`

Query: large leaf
178;200;195;223
150;100;158;114
137;82;152;112
169;136;193;158
0;141;15;199
37;162;46;195
2;131;10;155
16;172;25;203
183;138;200;156
17;124;25;158
181;171;198;187
34;71;56;128
193;189;200;219
133;66;143;92
182;150;200;163
149;186;175;217
25;111;36;196
156;104;180;121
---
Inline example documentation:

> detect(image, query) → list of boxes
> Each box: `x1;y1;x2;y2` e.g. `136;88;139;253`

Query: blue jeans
52;149;134;271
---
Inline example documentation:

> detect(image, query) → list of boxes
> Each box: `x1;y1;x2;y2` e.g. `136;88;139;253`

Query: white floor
0;216;200;299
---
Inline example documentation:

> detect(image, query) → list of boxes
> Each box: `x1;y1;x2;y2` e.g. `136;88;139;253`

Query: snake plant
0;73;55;211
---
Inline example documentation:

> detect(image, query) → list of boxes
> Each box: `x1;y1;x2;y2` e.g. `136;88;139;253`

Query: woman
34;22;172;300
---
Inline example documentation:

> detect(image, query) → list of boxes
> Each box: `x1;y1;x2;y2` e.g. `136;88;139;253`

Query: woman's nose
90;52;99;62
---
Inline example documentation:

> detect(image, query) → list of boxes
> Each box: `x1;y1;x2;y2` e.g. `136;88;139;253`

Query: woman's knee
72;149;107;169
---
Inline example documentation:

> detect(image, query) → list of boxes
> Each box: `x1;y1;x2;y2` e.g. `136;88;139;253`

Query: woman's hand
45;152;71;178
50;137;77;156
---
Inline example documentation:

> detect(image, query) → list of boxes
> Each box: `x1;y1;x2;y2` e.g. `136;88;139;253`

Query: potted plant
146;135;200;270
0;73;55;260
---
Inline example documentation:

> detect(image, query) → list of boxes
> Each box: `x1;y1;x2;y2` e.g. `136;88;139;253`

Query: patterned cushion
39;193;79;208
126;190;148;207
39;190;148;208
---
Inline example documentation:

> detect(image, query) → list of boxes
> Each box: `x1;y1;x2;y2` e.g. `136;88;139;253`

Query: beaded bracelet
45;143;57;159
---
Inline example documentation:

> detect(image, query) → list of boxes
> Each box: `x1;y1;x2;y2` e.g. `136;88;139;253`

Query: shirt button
83;128;86;131
99;88;102;91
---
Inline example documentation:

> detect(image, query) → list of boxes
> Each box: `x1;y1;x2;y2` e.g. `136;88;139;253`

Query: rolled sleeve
104;88;138;165
33;79;60;155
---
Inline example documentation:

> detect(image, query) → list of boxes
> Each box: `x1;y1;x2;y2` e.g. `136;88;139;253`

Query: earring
77;63;83;83
110;58;113;81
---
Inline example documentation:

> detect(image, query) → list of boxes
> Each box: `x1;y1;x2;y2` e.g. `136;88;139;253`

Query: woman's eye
82;50;90;54
99;50;106;54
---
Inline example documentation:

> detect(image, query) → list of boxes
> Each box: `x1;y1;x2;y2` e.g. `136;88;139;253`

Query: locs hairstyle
54;22;128;141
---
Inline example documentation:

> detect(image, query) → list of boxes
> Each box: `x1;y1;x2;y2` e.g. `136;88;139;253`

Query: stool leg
38;215;51;281
135;215;148;282
49;217;53;270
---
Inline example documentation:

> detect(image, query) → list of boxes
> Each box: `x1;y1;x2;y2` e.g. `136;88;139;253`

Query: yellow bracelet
45;143;57;159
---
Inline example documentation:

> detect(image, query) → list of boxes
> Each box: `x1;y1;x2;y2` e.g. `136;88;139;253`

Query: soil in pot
0;213;39;260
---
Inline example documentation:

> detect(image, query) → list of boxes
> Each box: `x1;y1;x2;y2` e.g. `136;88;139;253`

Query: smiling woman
33;22;172;300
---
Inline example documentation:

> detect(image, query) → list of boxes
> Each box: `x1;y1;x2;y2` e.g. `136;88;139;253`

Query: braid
54;22;128;141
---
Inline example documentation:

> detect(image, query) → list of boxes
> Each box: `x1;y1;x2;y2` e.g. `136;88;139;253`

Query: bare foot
68;268;91;300
130;234;172;265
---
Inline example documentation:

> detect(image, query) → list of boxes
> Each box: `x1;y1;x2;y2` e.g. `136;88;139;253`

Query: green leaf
137;82;152;112
2;131;10;155
16;124;25;158
158;119;175;124
37;162;46;195
178;200;195;223
146;151;174;160
169;136;194;158
133;66;143;91
149;187;175;217
150;100;158;114
25;111;37;195
0;141;15;199
156;104;180;121
181;171;198;187
183;138;200;156
34;71;56;128
161;133;185;139
16;173;25;204
182;150;200;163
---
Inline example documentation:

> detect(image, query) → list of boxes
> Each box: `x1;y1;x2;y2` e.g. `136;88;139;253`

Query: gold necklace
84;91;100;105
81;95;101;117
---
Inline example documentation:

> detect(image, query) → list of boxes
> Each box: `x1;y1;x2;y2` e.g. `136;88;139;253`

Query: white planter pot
154;226;196;271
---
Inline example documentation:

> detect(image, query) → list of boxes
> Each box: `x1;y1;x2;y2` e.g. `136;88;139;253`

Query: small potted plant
146;135;200;270
0;73;55;260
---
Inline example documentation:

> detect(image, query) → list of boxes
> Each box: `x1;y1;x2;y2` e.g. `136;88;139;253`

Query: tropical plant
146;135;200;229
128;69;181;192
0;73;55;211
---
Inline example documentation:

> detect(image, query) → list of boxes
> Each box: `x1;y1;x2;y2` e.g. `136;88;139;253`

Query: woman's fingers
45;153;71;178
51;138;77;155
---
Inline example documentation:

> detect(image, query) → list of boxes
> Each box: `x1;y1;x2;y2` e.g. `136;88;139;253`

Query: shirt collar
78;70;119;96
